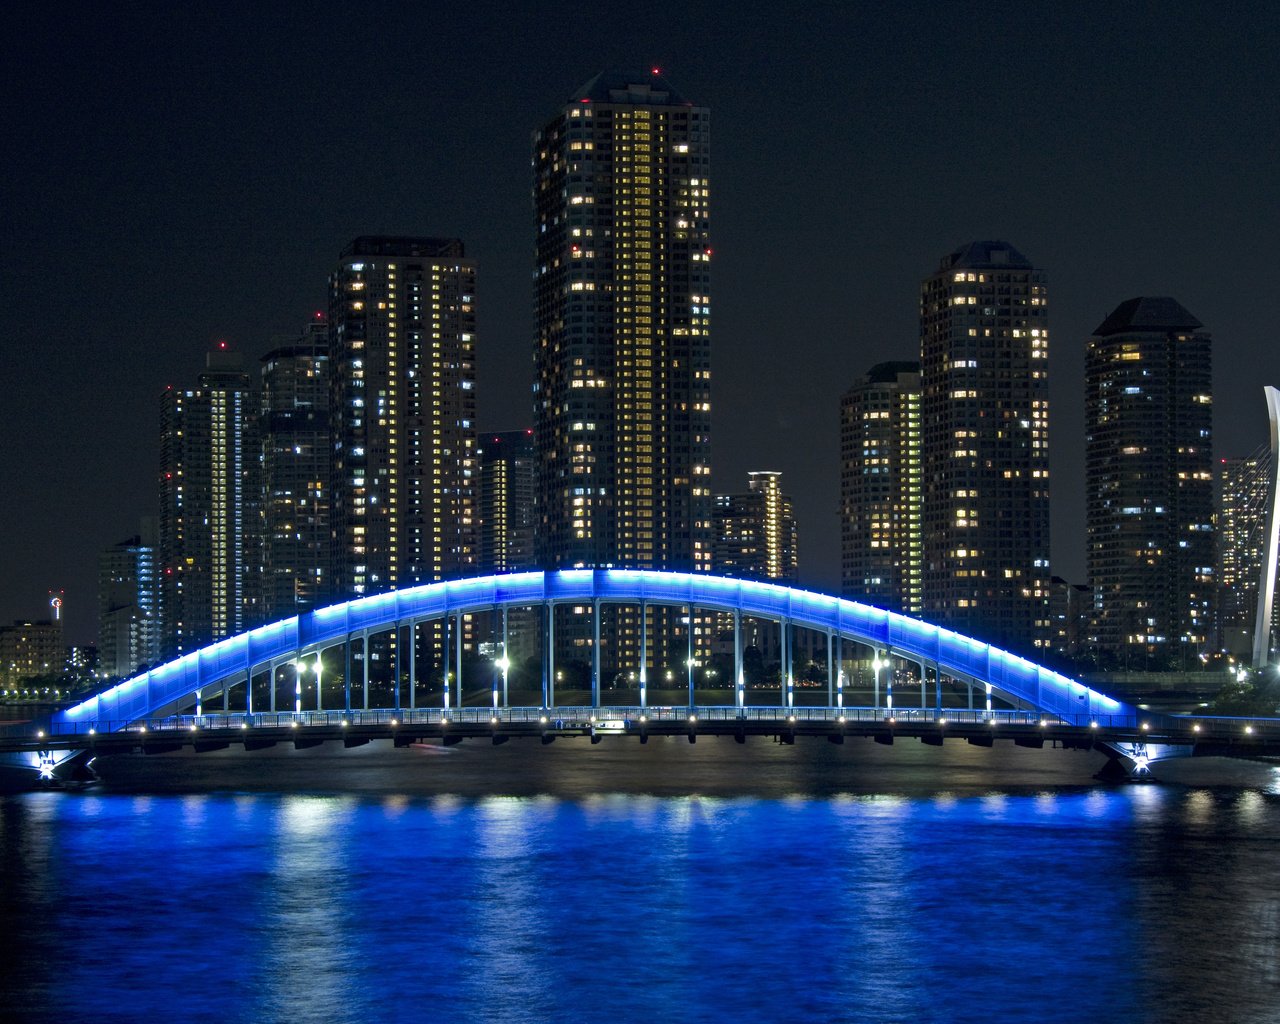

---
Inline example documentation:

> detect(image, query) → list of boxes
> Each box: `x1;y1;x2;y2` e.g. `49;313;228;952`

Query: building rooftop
865;360;921;384
340;237;465;260
938;240;1033;272
1093;296;1204;337
570;68;695;106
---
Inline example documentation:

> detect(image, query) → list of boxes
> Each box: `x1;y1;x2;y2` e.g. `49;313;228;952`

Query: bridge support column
782;618;792;708
934;663;942;712
967;680;974;710
362;632;370;711
639;601;647;709
443;618;451;711
502;607;509;708
393;624;402;713
455;612;463;711
687;604;695;710
545;604;554;709
344;639;352;714
734;609;743;710
827;631;834;708
592;599;601;709
836;634;844;709
873;649;882;710
409;621;416;711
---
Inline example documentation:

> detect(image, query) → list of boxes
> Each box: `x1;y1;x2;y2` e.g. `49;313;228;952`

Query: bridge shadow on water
84;734;1280;798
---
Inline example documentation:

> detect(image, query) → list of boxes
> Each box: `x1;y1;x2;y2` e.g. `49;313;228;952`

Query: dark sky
6;2;1279;643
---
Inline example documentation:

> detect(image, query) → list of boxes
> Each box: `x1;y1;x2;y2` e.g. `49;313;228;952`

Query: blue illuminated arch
55;570;1136;728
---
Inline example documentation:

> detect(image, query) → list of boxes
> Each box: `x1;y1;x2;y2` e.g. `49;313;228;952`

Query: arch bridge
59;570;1133;727
10;571;1279;784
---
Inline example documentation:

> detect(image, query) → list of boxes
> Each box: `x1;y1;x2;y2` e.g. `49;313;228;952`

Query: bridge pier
1097;741;1195;782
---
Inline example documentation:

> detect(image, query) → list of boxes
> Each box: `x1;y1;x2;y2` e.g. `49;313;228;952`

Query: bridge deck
6;706;1280;759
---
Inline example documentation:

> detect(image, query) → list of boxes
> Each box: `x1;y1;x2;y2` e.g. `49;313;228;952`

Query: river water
2;738;1279;1023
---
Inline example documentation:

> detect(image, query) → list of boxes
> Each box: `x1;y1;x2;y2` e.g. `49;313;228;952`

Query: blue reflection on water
4;783;1280;1024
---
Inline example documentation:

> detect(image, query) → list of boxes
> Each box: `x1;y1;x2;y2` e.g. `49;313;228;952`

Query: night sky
7;2;1279;643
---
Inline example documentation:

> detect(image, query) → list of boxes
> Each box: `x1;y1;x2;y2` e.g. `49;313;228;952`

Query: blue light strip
54;570;1138;729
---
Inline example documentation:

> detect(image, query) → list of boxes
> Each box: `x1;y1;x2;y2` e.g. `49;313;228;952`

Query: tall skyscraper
159;344;258;658
329;237;478;598
533;69;713;575
920;241;1051;653
713;471;798;584
478;429;537;573
1086;297;1214;667
97;520;160;678
840;361;922;613
1218;454;1280;656
260;316;330;618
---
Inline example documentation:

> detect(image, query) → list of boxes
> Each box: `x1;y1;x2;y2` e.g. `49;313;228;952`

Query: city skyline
7;3;1280;642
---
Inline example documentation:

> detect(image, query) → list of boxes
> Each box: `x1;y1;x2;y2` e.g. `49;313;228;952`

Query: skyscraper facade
533;70;713;575
1086;297;1214;667
159;345;258;658
713;471;798;584
0;620;64;689
920;241;1051;653
1217;455;1279;655
840;361;922;613
328;237;478;598
478;429;537;573
97;521;160;678
260;316;330;618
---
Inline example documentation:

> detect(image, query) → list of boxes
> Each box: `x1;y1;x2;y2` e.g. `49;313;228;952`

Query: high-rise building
714;471;798;584
159;344;258;658
260;316;330;618
1218;454;1280;656
97;520;160;678
840;361;922;613
1085;297;1214;668
329;237;478;598
1047;576;1092;666
920;241;1051;654
710;471;812;671
533;69;713;575
533;69;713;678
0;620;64;690
478;429;537;573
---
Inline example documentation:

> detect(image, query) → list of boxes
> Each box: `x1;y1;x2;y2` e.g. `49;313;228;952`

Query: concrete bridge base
1097;741;1195;782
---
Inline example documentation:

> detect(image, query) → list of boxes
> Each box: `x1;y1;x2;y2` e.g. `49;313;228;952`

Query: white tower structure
1252;385;1280;670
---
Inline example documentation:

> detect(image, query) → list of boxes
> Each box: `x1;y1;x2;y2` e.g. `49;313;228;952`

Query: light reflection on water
1;744;1279;1024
